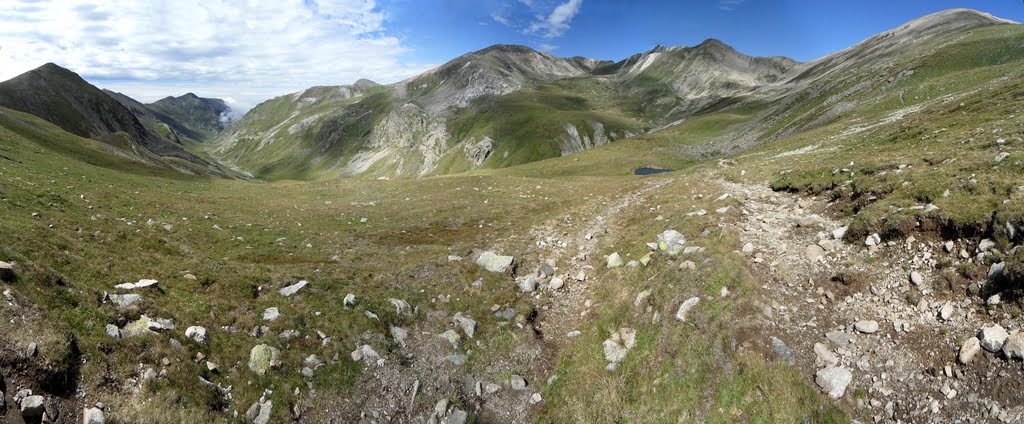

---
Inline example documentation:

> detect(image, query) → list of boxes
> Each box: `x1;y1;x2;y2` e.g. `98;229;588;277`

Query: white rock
476;251;514;273
453;313;477;338
909;271;924;287
1002;332;1024;360
84;407;105;424
979;325;1009;352
606;252;624;268
855;320;879;334
602;327;636;365
815;366;853;399
832;226;848;240
279;280;308;297
959;337;982;364
675;297;700;322
262;307;280;321
742;243;754;254
343;293;356;307
114;279;159;290
185;326;208;345
548;277;564;290
939;302;954;321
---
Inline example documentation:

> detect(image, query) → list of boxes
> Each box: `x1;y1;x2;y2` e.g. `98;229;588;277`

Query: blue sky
1;0;1022;112
393;0;1024;62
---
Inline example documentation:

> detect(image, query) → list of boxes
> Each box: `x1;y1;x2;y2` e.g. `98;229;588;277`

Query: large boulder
477;251;514;273
248;344;281;375
979;325;1009;352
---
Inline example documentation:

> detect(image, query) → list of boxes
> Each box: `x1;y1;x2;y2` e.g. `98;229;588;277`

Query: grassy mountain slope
0;64;228;176
148;93;231;141
212;42;795;180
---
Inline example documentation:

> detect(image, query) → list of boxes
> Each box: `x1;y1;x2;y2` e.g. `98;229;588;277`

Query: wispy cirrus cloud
0;0;433;112
527;0;584;38
718;0;746;12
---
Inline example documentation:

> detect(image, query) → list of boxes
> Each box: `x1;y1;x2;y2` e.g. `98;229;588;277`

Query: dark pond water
633;167;673;176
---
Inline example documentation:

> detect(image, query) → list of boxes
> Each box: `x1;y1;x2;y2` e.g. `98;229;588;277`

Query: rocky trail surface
721;179;1024;423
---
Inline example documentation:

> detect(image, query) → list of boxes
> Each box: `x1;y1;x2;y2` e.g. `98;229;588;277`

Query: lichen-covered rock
248;344;281;375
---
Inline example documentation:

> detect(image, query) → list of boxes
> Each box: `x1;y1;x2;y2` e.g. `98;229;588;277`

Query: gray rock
84;407;105;424
108;293;142;308
770;337;795;365
979;325;1009;352
832;226;848;240
439;330;461;349
516;276;537;293
343;293;356;307
989;262;1006;281
996;152;1010;163
825;331;853;346
477;251;514;273
453;313;477;338
510;375;527;391
979;239;996;252
944;241;955;252
815;366;852;399
814;342;838;365
105;324;121;339
485;383;500;394
448;409;468;424
959;337;982;364
351;344;379;363
388;298;412;315
262;307;280;321
675;297;700;322
255;400;272;424
910;271;924;286
185;326;208;345
279;280;308;297
537;263;554;278
742;243;754;254
390;326;408;348
606;252;624;268
248;344;281;375
855;320;879;334
1002;332;1024;360
20;395;45;419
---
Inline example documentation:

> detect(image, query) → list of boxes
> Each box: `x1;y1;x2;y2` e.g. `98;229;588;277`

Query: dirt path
719;179;1024;423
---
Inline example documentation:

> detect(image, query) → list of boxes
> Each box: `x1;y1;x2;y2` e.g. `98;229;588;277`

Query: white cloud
718;0;745;12
538;43;558;52
491;13;512;27
527;0;583;38
0;0;433;113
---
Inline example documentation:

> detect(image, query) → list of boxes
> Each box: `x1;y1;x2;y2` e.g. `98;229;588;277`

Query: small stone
826;331;853;346
279;280;308;297
439;330;461;349
909;272;924;287
530;393;543;404
477;251;514;273
979;325;1010;352
537;263;555;277
770;337;795;365
517;276;537;293
510;375;527;391
959;337;982;364
805;244;825;261
855;320;879;334
815;366;852;399
262;307;280;321
814;342;838;365
108;293;142;308
453;313;477;338
675;297;700;322
351;345;379;363
84;407;105;424
832;226;848;240
742;243;754;254
606;252;624;268
105;324;121;339
567;330;581;338
996;152;1010;163
978;239;996;252
939;302;954;321
548;276;564;290
185;326;208;345
343;293;356;307
485;383;500;394
988;293;1002;306
114;278;159;290
944;241;955;252
20;395;45;419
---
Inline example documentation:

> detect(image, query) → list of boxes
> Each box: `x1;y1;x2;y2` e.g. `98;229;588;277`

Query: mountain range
0;8;1016;181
